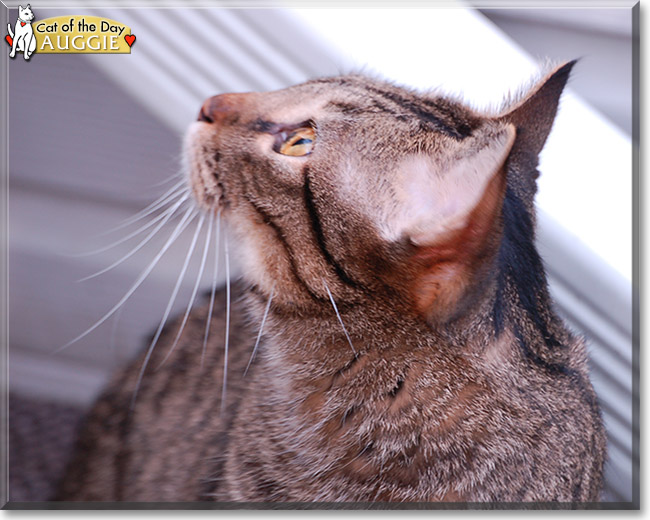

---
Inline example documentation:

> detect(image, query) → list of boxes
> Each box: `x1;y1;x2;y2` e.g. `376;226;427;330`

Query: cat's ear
394;124;515;322
397;124;516;247
499;60;575;158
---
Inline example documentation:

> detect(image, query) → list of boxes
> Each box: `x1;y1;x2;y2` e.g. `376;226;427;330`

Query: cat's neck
249;286;499;390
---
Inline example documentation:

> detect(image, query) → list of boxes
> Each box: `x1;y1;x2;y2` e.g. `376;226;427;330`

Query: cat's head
184;63;573;325
18;4;34;21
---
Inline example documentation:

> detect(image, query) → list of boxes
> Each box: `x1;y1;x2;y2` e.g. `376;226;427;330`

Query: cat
57;61;606;504
7;4;36;61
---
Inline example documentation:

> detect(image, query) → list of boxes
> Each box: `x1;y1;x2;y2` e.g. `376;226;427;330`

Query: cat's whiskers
149;171;184;188
76;191;190;259
244;284;275;377
323;279;357;357
201;210;221;370
155;214;213;370
130;211;205;408
55;206;198;354
76;194;190;282
220;228;231;416
99;179;188;236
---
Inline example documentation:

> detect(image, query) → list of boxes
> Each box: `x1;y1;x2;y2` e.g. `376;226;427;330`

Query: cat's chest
294;349;491;442
226;346;498;497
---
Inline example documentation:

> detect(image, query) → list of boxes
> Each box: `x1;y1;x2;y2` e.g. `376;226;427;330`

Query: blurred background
6;2;636;504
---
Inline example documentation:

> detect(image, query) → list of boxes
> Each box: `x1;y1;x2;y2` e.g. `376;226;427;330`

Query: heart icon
124;34;136;47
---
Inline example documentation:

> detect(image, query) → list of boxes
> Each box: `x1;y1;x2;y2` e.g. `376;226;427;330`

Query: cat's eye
276;127;316;157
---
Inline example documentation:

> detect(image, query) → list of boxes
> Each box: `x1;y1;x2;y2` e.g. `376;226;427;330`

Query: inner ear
399;124;515;247
398;124;516;322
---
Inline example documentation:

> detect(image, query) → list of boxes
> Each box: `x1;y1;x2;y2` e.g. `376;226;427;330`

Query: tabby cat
58;61;606;504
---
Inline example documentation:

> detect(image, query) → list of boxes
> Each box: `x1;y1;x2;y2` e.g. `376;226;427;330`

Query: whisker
150;171;183;188
220;227;231;416
130;212;206;408
75;193;189;259
155;214;213;370
54;206;198;354
244;285;275;377
101;179;187;235
323;279;357;357
201;210;221;369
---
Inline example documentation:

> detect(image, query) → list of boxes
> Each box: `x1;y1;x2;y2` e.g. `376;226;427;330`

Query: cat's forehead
257;75;480;139
265;75;419;110
251;77;366;120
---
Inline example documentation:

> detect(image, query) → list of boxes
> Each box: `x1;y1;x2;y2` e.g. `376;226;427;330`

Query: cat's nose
198;94;246;124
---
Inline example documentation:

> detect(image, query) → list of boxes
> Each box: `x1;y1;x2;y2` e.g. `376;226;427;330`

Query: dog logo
6;4;36;60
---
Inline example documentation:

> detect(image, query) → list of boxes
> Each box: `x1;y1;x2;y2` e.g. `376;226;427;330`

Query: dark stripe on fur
242;193;326;303
365;86;469;139
420;98;474;138
249;119;277;133
512;323;569;376
303;170;363;290
494;185;566;373
512;318;602;448
326;99;410;122
327;101;363;114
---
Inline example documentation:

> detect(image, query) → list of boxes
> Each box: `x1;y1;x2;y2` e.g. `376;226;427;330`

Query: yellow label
33;16;134;54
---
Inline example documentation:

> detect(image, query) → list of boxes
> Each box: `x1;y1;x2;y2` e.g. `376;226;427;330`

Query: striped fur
58;63;606;504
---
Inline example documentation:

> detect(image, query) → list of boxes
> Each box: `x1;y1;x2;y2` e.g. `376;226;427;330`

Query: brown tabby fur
58;62;606;503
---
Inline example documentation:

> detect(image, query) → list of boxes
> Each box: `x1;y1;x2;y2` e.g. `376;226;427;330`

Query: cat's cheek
265;152;314;184
183;121;210;148
182;124;205;178
183;122;223;208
